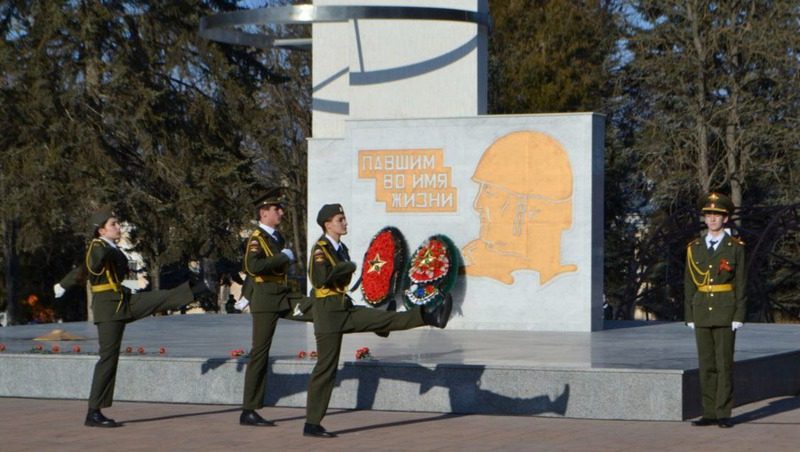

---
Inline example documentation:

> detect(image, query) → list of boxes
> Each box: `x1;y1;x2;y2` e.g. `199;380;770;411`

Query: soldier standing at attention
54;208;196;428
684;192;746;429
239;191;310;427
303;204;452;438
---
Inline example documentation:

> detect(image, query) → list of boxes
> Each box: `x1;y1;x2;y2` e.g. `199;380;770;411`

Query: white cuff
53;284;66;298
687;322;695;330
234;297;250;310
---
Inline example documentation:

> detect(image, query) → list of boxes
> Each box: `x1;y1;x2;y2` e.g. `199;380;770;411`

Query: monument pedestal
1;317;798;420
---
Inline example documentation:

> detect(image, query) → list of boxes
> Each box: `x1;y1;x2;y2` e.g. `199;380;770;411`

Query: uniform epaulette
686;238;700;248
731;236;745;246
317;239;328;246
252;229;261;237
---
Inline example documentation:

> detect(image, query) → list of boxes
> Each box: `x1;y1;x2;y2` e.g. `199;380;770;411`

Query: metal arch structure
199;4;491;51
614;203;800;323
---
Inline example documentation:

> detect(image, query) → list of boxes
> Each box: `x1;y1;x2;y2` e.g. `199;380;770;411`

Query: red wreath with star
360;227;407;306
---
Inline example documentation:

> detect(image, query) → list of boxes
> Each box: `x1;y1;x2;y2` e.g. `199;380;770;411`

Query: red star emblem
367;253;387;274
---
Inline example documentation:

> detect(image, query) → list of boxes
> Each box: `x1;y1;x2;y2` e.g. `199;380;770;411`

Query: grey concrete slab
1;317;798;421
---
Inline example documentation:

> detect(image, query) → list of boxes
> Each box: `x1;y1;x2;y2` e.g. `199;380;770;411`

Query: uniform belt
90;282;118;293
314;287;347;298
697;284;733;293
254;275;287;284
90;282;126;313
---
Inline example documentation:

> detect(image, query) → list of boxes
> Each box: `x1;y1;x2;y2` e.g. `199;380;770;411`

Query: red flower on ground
159;347;167;355
34;344;44;352
230;349;245;358
309;351;318;359
137;347;145;354
355;347;371;360
125;346;133;353
0;343;6;352
298;351;307;359
52;345;60;353
72;345;81;353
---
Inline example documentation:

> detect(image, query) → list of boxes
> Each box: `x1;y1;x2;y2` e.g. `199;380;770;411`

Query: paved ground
1;396;799;451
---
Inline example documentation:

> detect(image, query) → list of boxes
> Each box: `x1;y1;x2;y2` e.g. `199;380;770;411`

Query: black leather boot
691;417;717;427
303;423;337;438
239;409;276;426
421;295;453;328
85;409;119;428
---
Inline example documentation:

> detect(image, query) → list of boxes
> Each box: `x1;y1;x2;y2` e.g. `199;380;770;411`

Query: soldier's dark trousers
242;311;281;410
88;284;193;409
306;307;426;425
242;301;312;410
695;326;736;419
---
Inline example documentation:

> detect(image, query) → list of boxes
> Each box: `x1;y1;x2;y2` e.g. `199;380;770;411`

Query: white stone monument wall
308;113;604;332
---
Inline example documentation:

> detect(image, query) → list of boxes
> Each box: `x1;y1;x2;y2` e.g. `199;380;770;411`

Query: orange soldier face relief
462;131;577;285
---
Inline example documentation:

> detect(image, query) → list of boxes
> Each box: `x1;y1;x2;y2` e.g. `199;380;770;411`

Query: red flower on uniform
72;345;81;353
719;259;733;272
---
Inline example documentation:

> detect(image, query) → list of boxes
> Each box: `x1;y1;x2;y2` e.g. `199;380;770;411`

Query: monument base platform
1;316;798;421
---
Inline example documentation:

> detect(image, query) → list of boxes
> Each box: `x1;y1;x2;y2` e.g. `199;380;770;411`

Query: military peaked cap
89;207;115;235
316;203;344;227
254;188;285;210
700;192;734;215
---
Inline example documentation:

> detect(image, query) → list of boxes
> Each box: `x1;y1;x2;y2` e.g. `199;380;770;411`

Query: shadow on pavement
733;396;800;424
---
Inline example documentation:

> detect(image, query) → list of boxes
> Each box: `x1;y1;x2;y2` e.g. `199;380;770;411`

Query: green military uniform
59;212;193;412
684;193;746;423
305;204;430;429
241;223;311;411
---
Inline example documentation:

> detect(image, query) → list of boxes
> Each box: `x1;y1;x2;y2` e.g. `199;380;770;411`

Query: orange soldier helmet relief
462;131;577;285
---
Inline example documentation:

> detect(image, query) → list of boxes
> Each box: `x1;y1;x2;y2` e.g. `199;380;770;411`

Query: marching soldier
303;204;451;438
238;191;310;426
54;208;196;428
684;192;746;429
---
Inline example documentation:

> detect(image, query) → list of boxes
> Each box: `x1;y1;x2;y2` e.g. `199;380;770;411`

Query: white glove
281;248;295;262
234;297;250;311
732;321;743;331
687;322;695;330
53;283;66;298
